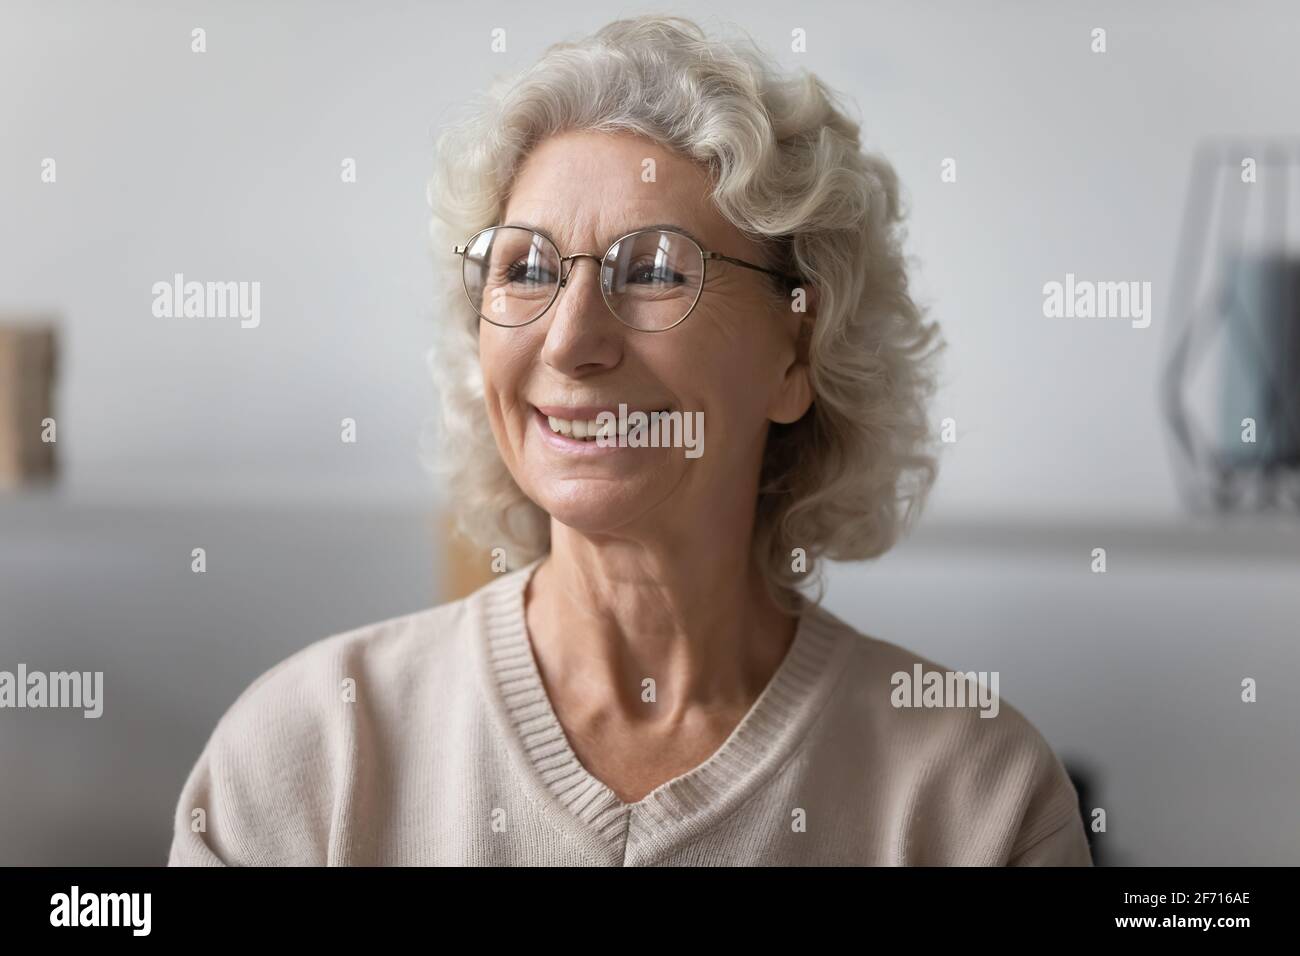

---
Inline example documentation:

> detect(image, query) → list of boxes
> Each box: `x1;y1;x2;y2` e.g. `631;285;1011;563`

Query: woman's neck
524;529;798;721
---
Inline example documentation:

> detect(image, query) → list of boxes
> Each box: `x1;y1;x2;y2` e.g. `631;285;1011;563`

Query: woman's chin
533;492;655;538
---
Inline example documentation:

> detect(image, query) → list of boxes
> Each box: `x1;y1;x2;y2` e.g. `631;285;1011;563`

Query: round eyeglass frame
452;225;801;333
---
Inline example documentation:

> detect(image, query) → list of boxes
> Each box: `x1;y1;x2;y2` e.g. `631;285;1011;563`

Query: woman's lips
530;405;673;454
532;406;625;453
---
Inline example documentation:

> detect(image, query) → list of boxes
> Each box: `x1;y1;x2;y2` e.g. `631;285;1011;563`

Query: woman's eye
505;260;553;283
628;262;683;284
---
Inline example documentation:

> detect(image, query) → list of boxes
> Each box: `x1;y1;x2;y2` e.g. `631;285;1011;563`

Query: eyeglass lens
462;226;704;331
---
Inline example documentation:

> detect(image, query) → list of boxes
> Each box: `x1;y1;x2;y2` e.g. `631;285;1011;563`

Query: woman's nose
551;255;609;317
541;257;623;373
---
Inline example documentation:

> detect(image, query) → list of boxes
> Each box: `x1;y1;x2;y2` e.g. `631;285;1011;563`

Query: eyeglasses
452;225;800;332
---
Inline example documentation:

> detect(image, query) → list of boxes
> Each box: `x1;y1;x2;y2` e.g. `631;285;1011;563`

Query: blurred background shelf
2;488;1297;865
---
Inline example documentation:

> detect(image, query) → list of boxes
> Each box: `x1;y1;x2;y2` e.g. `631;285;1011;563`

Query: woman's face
479;129;811;545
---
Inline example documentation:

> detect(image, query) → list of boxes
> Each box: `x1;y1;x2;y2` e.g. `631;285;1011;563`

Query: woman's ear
768;288;817;425
768;355;814;424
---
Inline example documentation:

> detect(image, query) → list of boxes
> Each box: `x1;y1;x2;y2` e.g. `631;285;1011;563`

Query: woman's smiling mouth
530;404;671;451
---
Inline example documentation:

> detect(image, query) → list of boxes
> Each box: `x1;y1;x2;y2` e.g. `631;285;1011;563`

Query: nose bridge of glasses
558;251;604;288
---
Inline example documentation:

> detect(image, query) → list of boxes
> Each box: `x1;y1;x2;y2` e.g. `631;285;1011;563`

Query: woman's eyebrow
637;223;706;247
502;220;563;244
502;220;706;249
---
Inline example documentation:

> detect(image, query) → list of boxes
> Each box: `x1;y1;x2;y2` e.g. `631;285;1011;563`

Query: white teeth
543;409;669;441
544;413;606;441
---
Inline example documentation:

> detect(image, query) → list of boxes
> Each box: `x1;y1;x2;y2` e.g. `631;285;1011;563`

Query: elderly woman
169;15;1091;866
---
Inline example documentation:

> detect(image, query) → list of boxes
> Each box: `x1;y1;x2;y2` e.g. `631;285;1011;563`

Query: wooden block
0;320;59;488
440;509;498;602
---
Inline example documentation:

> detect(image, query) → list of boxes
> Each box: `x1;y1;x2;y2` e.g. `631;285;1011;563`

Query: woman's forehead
503;135;734;252
509;131;712;205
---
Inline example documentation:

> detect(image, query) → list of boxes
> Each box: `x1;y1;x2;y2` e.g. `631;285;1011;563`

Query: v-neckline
474;555;853;865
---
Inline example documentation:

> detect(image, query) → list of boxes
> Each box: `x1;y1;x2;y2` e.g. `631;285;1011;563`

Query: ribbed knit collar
473;555;854;866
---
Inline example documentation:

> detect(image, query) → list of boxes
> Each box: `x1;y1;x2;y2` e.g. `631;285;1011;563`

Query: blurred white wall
3;0;1298;512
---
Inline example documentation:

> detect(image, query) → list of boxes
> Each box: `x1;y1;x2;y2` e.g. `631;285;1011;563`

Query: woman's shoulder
808;600;1060;747
168;583;505;865
209;554;541;739
805;602;1090;864
222;596;477;727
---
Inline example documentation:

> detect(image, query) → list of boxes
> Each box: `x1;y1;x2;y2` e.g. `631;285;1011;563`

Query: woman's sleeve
165;650;340;867
167;728;235;866
1007;810;1094;866
1004;744;1095;866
